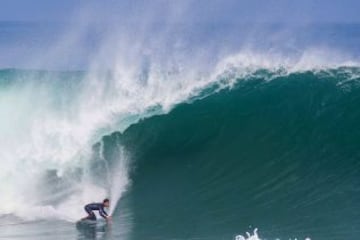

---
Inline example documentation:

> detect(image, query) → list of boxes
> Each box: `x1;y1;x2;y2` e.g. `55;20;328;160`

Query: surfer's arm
99;206;109;219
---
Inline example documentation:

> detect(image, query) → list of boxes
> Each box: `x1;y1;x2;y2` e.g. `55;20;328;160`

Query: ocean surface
0;21;360;240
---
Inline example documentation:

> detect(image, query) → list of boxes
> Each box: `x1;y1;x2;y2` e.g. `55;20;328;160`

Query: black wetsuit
84;203;108;220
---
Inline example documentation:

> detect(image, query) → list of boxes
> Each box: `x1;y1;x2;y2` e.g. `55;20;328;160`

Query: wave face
103;68;360;240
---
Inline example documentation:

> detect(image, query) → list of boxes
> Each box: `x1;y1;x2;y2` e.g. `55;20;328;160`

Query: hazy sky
1;0;360;23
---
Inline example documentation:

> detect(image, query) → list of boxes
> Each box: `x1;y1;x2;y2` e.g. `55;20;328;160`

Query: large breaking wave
1;54;360;240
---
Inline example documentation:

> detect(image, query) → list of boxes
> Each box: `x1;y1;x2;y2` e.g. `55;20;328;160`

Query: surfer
81;199;112;221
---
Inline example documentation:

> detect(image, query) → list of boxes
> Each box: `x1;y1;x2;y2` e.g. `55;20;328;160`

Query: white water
234;229;311;240
0;63;215;221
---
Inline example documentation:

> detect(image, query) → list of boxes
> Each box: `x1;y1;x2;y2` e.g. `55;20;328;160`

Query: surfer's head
103;198;110;207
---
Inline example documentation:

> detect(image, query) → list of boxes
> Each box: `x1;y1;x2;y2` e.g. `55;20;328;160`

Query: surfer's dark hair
103;198;110;203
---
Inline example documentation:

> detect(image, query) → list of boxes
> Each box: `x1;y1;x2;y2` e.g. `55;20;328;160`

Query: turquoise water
1;22;360;240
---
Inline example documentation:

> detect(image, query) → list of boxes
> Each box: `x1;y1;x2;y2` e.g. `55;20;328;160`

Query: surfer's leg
88;212;96;220
83;206;96;220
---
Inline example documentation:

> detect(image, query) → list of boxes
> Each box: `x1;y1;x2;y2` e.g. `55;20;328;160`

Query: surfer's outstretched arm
100;209;112;221
99;206;109;219
100;198;112;221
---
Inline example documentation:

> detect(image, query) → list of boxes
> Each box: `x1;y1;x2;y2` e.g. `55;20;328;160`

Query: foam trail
97;139;130;215
235;229;261;240
108;146;130;215
234;229;311;240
